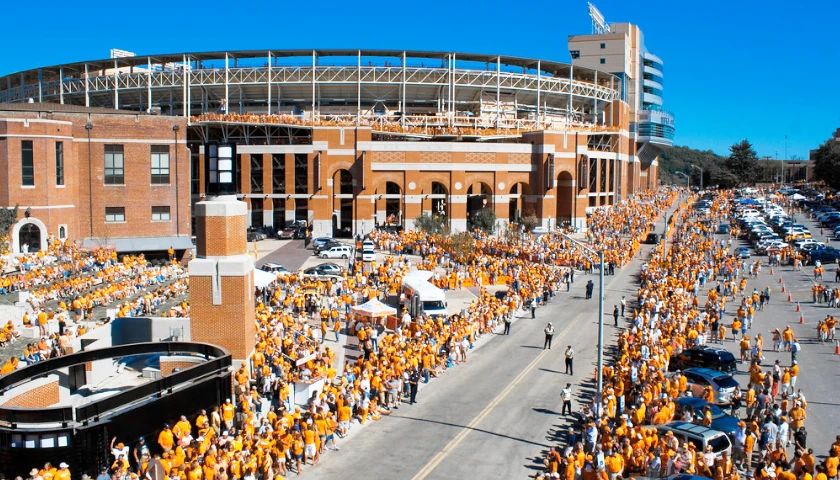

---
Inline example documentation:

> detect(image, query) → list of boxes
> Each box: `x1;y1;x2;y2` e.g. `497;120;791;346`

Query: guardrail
0;342;230;428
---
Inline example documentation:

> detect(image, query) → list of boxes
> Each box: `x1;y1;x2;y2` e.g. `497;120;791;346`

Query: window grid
150;145;170;185
104;145;125;185
21;140;34;186
55;142;64;186
151;206;171;221
105;207;126;223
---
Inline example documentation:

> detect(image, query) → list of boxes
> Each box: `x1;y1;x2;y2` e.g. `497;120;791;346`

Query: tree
520;214;540;233
448;232;475;263
813;138;840;190
0;205;19;251
725;139;760;185
471;207;497;233
414;213;450;236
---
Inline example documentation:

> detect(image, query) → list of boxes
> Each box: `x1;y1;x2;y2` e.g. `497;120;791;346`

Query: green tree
448;232;475;263
520;214;540;233
813;138;840;190
0;205;19;250
414;213;450;236
471;207;497;233
725;139;760;185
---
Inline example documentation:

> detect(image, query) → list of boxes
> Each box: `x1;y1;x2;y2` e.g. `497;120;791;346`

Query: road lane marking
412;271;627;480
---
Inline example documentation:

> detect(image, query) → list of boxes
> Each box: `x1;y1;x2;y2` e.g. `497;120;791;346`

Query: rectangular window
104;145;125;185
151;206;171;222
600;43;606;49
55;142;65;186
105;207;126;223
294;153;309;194
21;140;34;186
190;149;199;196
150;145;170;185
599;58;606;64
251;154;263;193
600;158;608;192
272;154;286;193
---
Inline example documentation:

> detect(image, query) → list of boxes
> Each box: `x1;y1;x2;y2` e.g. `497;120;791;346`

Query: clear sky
1;0;837;159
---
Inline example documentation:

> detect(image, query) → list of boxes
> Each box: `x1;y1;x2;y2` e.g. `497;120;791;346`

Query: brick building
1;49;665;241
0;103;192;254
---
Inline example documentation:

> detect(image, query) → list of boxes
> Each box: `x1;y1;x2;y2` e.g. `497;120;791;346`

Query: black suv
645;233;661;244
668;346;737;374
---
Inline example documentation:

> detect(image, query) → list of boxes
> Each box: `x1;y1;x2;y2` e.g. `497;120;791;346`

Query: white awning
80;236;194;253
254;269;278;289
351;298;397;318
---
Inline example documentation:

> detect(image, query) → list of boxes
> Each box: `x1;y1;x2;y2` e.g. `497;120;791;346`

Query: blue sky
2;0;837;159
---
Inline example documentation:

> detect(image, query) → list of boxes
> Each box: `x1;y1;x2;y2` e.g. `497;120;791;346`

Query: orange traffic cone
796;302;801;312
787;292;792;302
799;312;805;324
778;276;783;284
781;284;786;293
835;341;840;355
770;267;775;276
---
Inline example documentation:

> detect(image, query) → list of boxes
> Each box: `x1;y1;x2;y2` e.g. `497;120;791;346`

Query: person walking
503;315;512;335
620;296;626;317
544;323;555;349
585;280;594;300
790;338;801;364
561;383;573;415
613;305;620;327
565;345;575;375
531;299;537;319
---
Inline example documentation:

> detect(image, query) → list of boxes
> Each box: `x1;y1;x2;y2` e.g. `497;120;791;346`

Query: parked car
277;228;296;239
315;239;345;253
736;246;750;259
681;368;739;405
312;237;333;250
807;246;840;265
310;263;344;276
673;397;740;438
361;249;376;262
645;233;661;244
668;346;737;374
716;224;730;234
261;263;289;275
246;232;262;242
652;422;732;459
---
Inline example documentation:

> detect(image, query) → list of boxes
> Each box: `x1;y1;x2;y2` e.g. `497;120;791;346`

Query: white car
319;245;352;259
361;249;376;262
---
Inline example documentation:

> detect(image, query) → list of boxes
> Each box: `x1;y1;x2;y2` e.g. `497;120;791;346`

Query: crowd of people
0;188;682;479
537;190;836;480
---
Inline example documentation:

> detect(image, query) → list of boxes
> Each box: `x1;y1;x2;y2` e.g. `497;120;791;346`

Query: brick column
188;196;255;368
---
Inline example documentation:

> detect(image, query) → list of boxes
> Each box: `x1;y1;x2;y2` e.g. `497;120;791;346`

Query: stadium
0;48;661;241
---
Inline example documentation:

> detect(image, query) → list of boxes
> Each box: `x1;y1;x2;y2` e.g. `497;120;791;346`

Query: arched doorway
332;169;354;238
385;182;402;227
466;182;493;229
508;182;532;223
19;223;41;253
556;171;574;228
431;181;448;217
11;217;48;254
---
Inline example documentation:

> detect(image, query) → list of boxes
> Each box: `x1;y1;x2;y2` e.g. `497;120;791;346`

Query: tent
790;193;806;200
254;269;279;289
351;298;397;327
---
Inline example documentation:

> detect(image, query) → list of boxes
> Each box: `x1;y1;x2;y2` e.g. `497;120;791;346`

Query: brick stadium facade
0;50;661;246
0;103;191;254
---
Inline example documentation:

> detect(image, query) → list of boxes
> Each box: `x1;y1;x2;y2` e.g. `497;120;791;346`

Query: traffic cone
778;276;783;284
770;267;775;276
796;302;801;312
787;292;792;302
834;341;840;355
799;312;805;324
781;284;786;293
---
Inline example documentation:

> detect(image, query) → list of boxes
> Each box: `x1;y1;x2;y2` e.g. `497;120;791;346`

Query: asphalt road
710;211;840;456
306;203;679;480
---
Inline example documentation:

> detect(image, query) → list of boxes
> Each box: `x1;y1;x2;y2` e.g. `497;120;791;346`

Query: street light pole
85;122;94;238
553;230;605;410
173;124;180;236
676;171;689;190
691;164;703;189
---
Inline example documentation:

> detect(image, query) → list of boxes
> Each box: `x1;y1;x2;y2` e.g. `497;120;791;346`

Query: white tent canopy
789;193;806;200
351;298;397;318
254;269;279;289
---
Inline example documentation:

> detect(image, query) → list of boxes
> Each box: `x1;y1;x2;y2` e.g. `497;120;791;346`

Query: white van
319;245;352;259
739;209;760;218
654;422;732;459
402;271;448;319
